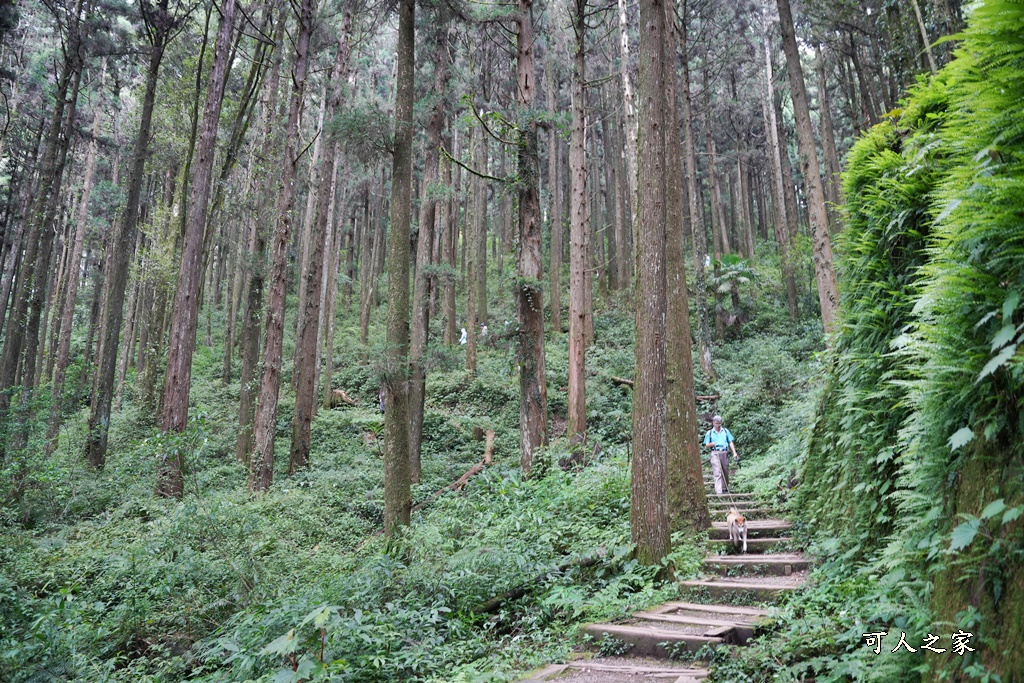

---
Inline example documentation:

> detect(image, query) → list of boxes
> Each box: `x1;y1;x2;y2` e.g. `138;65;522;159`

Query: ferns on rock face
798;1;1024;678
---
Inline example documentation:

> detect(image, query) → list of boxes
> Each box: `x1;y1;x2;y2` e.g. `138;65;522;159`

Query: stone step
521;659;710;681
703;553;809;577
708;519;792;539
707;536;790;553
656;601;769;618
706;492;756;501
581;622;725;658
710;507;773;519
708;502;764;513
679;573;806;601
632;605;762;645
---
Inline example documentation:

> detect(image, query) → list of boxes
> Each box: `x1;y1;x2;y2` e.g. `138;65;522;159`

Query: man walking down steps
703;415;739;495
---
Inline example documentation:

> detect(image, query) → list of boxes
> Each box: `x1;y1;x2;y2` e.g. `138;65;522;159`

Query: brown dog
727;507;748;553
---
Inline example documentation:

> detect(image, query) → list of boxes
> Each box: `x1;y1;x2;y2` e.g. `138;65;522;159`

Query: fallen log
611;376;634;387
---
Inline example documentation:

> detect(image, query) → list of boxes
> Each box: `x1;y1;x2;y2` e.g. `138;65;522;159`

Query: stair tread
658;601;769;617
585;621;725;640
681;574;806;589
705;553;806;563
633;610;757;628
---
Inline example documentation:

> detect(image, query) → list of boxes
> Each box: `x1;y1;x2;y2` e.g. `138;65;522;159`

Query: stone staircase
518;469;807;682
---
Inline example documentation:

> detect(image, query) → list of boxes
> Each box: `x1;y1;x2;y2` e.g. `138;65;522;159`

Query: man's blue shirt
703;427;734;450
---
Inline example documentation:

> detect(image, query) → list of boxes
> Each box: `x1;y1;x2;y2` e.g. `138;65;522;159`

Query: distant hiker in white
459;327;468;345
480;323;487;337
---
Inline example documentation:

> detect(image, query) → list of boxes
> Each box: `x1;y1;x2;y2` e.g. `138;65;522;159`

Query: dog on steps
727;508;748;553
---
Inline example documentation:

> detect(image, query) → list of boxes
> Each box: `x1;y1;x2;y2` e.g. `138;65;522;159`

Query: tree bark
249;0;314;492
814;42;842;213
567;0;588;441
409;32;449;484
465;123;482;373
762;30;799;320
237;12;284;466
46;82;103;453
776;0;839;332
319;170;344;411
545;53;563;334
442;129;458;345
516;0;548;475
157;0;237;495
382;0;415;533
83;3;172;469
664;2;709;533
632;0;671;566
0;4;83;430
290;10;353;474
679;3;714;381
913;0;937;74
617;0;638;228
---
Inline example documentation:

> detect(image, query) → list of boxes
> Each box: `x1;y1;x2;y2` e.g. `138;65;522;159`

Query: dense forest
0;0;1021;679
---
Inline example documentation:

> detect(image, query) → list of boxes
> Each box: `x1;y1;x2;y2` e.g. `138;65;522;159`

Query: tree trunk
442;129;458;345
409;32;449;484
294;83;329;361
679;3;714;380
290;11;353;474
46;84;103;453
516;0;548;475
249;0;314;492
814;42;843;214
465;124;482;373
0;10;83;427
545;55;563;334
320;173;344;411
618;0;639;227
632;0;670;566
83;5;170;469
664;2;709;533
602;107;618;293
382;0;415;534
157;0;237;496
358;185;373;346
776;0;839;331
475;138;488;328
237;12;284;466
567;0;588;441
762;31;799;320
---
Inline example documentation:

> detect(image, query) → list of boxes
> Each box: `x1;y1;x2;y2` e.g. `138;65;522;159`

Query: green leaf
976;344;1018;383
948;427;974;451
991;324;1017;351
935;197;961;223
949;519;980;552
1003;506;1023;525
980;499;1006;520
1003;291;1020;320
299;605;335;629
974;310;998;330
260;629;298;657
